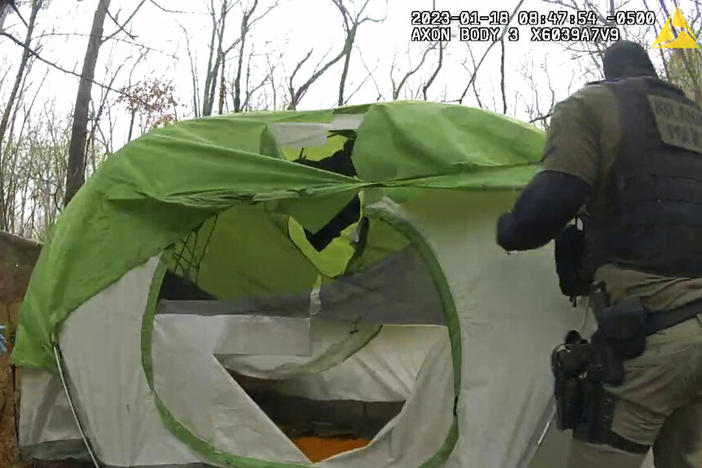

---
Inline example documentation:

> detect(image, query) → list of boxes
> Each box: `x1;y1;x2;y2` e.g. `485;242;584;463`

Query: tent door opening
151;209;451;464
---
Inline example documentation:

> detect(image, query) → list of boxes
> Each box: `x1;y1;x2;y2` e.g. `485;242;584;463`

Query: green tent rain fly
12;101;591;467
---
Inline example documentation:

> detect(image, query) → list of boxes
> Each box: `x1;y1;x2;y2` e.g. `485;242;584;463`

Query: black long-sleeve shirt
496;171;590;251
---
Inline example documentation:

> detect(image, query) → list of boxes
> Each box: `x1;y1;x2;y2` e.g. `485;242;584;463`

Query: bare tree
231;0;257;112
64;0;112;206
518;56;570;130
0;30;155;102
0;0;27;32
265;50;282;109
187;0;278;116
123;48;150;141
389;44;434;100
85;46;130;175
286;1;382;110
457;0;526;103
0;0;41;229
178;23;201;117
231;0;279;112
422;40;444;100
542;0;702;104
201;0;238;116
232;46;278;111
331;0;386;106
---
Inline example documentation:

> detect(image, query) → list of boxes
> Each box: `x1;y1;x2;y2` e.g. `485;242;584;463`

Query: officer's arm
496;172;590;250
496;91;599;251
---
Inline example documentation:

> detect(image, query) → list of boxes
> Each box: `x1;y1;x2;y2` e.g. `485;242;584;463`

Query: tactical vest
583;77;702;278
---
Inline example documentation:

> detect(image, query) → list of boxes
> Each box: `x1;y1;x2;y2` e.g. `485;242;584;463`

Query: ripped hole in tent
151;142;449;464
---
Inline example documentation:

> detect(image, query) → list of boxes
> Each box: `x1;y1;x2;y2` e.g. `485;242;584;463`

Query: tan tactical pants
567;315;702;468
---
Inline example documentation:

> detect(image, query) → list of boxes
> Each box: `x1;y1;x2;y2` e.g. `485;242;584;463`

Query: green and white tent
12;101;591;467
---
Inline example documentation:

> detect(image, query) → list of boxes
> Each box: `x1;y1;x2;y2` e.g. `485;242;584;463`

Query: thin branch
642;0;672;81
104;7;134;41
500;39;507;114
529;112;553;124
392;43;435;100
422;40;443;100
0;31;150;107
234;0;266;112
343;53;376;104
33;31;177;58
458;0;526;103
466;46;484;108
357;47;383;101
103;0;148;43
148;0;203;14
288;48;314;106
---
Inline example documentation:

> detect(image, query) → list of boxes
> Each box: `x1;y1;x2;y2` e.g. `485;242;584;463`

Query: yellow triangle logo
652;7;699;49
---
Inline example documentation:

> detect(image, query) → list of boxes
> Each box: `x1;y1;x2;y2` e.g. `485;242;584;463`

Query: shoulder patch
647;95;702;153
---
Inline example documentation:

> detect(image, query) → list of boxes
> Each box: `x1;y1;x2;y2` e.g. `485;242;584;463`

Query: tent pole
53;344;101;468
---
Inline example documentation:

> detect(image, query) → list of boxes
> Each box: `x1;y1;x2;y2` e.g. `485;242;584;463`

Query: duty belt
646;299;702;335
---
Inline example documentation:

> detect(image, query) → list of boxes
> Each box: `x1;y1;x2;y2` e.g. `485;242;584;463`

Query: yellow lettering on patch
648;95;702;153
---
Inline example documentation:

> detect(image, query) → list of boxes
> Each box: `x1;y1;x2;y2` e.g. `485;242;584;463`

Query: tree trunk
233;29;246;112
201;0;219;117
64;0;111;206
127;109;136;142
233;2;256;113
337;48;352;106
202;0;229;116
337;27;356;107
218;53;227;114
0;2;8;32
0;0;41;230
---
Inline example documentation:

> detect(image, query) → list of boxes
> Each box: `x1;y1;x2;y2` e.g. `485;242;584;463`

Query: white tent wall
316;335;454;468
151;312;312;464
377;190;589;468
19;368;84;460
223;325;447;401
45;255;209;467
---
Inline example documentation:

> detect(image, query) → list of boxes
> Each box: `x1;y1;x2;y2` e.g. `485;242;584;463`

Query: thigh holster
574;379;650;454
551;331;591;431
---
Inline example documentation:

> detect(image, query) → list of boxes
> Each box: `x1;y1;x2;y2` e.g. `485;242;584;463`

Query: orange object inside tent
291;436;370;462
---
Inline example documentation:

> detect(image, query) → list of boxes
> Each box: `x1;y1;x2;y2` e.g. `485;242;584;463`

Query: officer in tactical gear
497;40;702;468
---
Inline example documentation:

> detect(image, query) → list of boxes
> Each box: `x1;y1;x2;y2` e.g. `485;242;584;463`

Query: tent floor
291;436;369;462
